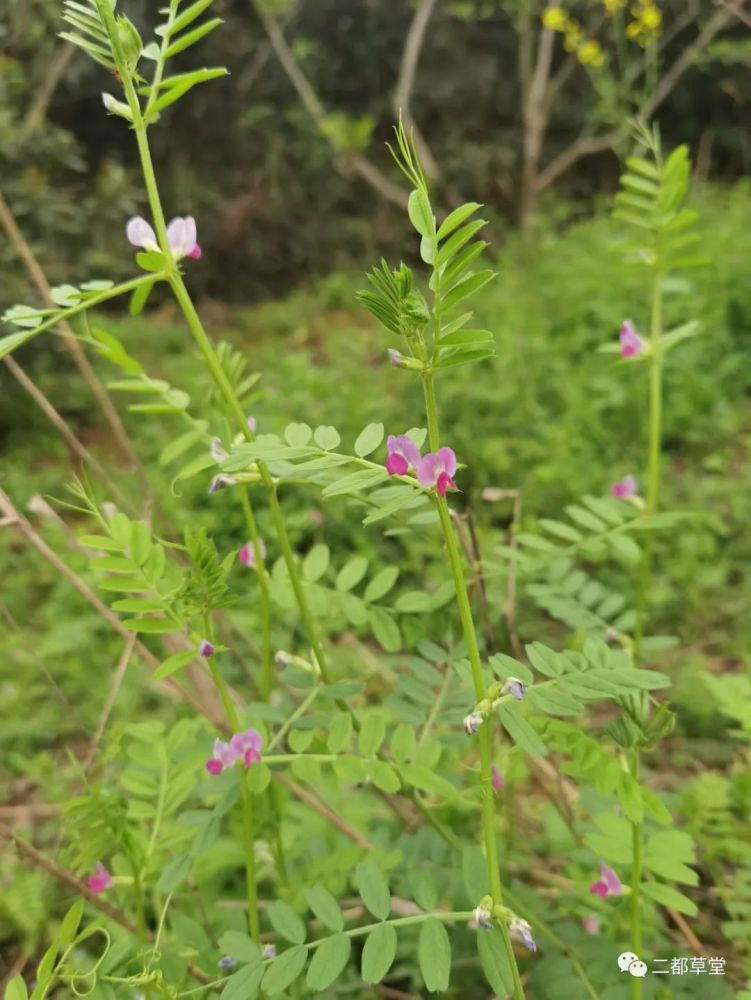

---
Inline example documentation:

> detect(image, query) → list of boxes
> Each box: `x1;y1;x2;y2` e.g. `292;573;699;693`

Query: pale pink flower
87;862;112;894
385;434;421;476
619;320;643;359
611;475;637;500
491;765;504;794
126;215;201;260
239;538;266;568
582;914;601;935
417;447;459;497
206;738;237;775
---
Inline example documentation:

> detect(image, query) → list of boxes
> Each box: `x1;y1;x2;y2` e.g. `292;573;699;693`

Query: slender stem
239;775;261;941
423;373;525;1000
630;268;663;1000
239;487;273;699
267;685;322;752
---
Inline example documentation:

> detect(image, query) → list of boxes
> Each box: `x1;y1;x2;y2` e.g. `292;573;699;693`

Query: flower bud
262;944;277;960
473;904;493;930
509;917;536;953
463;711;484;736
274;650;291;671
101;93;133;121
199;639;214;657
218;956;236;970
502;677;526;701
211;437;228;462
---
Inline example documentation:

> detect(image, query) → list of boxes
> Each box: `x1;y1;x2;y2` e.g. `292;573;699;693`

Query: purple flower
491;765;504;794
218;956;236;970
590;863;622;898
385;434;422;476
87;862;112;894
619;320;643;359
417;447;459;497
199;639;214;658
611;475;637;500
509;917;536;953
503;677;526;701
239;538;266;568
126;215;201;260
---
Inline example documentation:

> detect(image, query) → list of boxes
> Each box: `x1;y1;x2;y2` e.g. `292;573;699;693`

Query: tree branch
393;0;440;180
250;1;408;209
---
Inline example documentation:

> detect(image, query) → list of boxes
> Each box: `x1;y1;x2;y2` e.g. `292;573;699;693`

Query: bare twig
273;773;375;851
250;1;408;209
2;354;133;513
19;43;76;140
0;193;142;476
82;635;137;773
0;823;214;987
535;6;734;193
482;487;523;657
720;0;751;30
393;0;440;181
0;489;226;730
520;26;555;223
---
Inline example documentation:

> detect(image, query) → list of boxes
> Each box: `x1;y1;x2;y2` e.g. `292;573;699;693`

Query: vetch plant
0;3;728;999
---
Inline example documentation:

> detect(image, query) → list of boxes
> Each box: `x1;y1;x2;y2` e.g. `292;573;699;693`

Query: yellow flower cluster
541;8;605;67
626;0;662;46
603;0;627;14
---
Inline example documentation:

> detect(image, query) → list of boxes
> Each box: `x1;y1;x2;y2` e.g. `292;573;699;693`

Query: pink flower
491;766;504;794
417;447;459;497
239;538;266;568
619;320;643;359
589;863;622;898
385;434;421;476
611;475;637;500
206;729;263;774
199;639;214;657
87;862;112;894
230;728;263;767
126;215;201;260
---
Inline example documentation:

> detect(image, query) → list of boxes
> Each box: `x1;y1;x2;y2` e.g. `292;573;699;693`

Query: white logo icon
618;952;648;977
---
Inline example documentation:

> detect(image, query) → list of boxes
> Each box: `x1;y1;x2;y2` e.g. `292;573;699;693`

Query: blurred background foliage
2;0;751;303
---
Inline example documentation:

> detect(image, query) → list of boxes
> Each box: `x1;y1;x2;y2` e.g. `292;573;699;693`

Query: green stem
122;64;332;690
423;373;525;1000
239;486;273;699
630;269;663;1000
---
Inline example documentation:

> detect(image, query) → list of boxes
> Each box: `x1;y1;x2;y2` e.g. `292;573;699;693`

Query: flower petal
417;453;440;488
601;863;622;895
126;216;157;250
394;434;421;469
438;446;457;477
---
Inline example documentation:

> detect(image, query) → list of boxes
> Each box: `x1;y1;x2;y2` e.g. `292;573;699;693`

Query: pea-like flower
473;905;493;930
503;677;526;701
218;956;236;970
611;474;637;500
199;639;215;657
126;215;202;260
619;320;644;358
590;862;622;898
385;434;422;476
581;914;601;935
491;765;504;793
509;916;537;953
275;650;291;670
239;538;266;568
87;862;113;894
206;728;263;774
417;447;459;497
